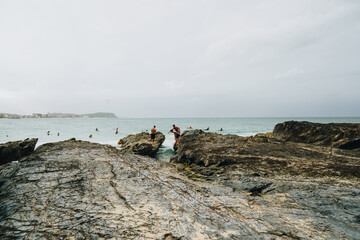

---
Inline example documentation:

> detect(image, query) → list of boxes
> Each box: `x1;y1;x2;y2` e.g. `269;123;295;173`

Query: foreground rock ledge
1;139;358;239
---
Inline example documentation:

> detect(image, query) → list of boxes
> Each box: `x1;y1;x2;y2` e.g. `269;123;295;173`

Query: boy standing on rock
151;126;157;145
169;124;181;144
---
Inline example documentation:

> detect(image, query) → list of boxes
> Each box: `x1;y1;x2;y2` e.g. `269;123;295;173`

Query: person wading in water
169;124;181;144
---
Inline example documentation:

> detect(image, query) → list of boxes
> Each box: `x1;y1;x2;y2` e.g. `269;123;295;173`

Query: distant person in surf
89;134;92;138
169;124;181;144
47;130;50;135
151;126;157;145
96;128;98;131
57;133;60;136
219;128;223;131
115;128;118;134
205;127;210;131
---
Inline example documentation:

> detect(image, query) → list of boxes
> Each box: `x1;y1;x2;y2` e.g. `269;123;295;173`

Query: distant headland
0;112;117;119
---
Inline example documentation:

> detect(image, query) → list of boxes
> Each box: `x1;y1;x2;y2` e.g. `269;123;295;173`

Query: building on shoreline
0;112;117;119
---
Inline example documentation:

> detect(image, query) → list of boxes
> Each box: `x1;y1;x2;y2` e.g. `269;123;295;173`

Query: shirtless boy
151;126;157;145
169;124;180;144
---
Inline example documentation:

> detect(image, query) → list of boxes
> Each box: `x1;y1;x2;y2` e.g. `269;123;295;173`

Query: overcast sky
1;0;359;117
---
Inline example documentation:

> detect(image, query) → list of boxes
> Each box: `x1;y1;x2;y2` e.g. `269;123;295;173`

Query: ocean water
1;117;359;161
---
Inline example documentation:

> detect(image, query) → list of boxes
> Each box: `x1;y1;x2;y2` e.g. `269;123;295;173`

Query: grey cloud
1;0;360;117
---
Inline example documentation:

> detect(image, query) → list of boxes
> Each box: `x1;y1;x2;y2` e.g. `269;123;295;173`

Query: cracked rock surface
0;139;359;239
171;129;360;239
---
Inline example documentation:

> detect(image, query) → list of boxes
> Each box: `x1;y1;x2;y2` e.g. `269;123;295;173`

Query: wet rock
273;121;360;148
1;139;359;239
0;138;38;165
171;126;360;238
171;127;360;179
119;132;165;156
171;130;246;166
173;130;204;152
173;142;178;152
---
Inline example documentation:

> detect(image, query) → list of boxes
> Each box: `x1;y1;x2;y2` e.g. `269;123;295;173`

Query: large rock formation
119;132;165;156
0;138;38;165
273;121;360;149
170;129;360;178
170;127;360;239
1;139;359;239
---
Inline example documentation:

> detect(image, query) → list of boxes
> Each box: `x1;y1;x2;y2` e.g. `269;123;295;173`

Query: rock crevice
2;139;359;239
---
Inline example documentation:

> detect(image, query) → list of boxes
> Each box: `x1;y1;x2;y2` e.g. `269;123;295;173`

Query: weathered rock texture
171;127;360;239
273;121;360;149
119;132;165;156
1;139;359;239
0;138;38;165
